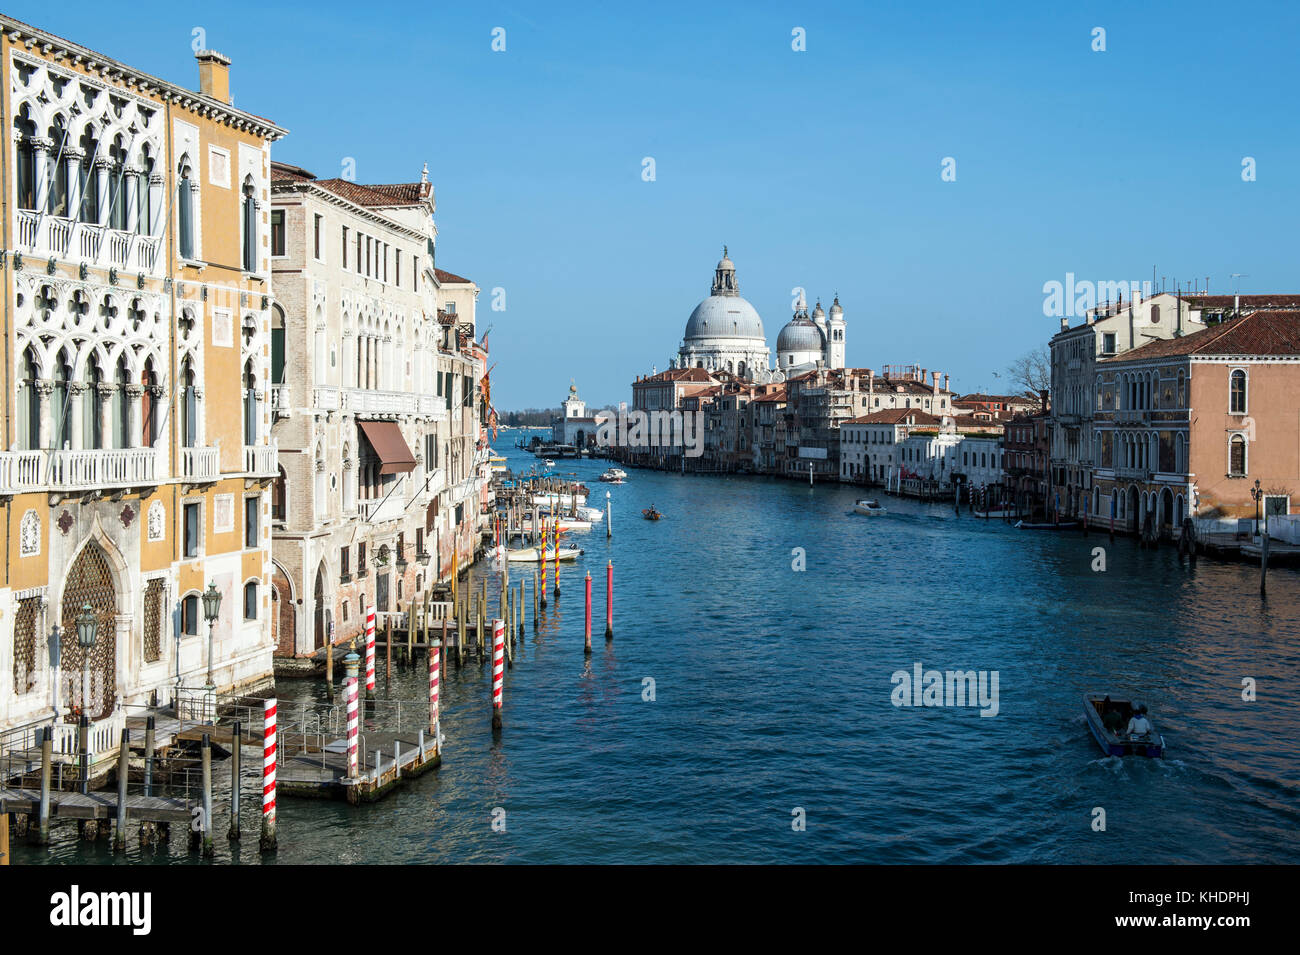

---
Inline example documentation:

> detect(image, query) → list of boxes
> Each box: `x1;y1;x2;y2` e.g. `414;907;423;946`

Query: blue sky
18;1;1300;409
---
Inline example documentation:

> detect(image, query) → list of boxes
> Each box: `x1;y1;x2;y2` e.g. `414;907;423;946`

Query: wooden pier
0;787;192;824
277;730;440;804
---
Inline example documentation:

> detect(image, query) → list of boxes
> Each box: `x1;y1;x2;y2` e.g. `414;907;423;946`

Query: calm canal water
19;432;1300;864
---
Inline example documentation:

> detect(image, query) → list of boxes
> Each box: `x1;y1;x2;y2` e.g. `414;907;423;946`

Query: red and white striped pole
259;697;277;852
491;618;504;731
605;560;614;640
364;600;376;703
344;653;360;779
584;571;592;656
428;643;440;754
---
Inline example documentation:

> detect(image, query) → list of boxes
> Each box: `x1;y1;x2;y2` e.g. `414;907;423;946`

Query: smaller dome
812;301;825;320
830;295;842;316
777;317;824;353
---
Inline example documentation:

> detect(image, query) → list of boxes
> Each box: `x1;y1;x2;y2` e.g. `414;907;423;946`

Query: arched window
272;466;287;522
1150;303;1161;324
1229;434;1246;477
140;358;157;446
112;355;131;448
107;134;128;231
1177;370;1186;407
135;144;154;235
243;580;259;621
82;355;103;449
1229;369;1247;414
177;156;194;258
243;360;258;445
52;350;72;451
181;358;198;448
242;176;258;271
13;105;37;211
78;123;100;223
47;115;70;216
18;347;39;450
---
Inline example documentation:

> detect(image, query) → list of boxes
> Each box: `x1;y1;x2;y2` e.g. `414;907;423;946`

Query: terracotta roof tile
434;268;473;285
1101;310;1300;361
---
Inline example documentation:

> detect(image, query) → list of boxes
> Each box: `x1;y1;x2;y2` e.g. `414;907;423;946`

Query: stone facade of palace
0;23;285;743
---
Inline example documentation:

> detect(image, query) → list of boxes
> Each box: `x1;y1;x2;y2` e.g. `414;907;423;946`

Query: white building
552;380;603;447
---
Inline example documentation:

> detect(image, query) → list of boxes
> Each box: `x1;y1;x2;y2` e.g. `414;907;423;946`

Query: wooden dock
0;787;192;823
277;731;440;804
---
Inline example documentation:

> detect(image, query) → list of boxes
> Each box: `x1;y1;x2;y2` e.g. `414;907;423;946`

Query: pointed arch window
107;135;128;230
47;115;70;217
177;157;195;259
18;347;39;450
181;358;198;448
243;360;258;445
52;351;72;451
141;358;157;446
82;356;103;449
135;145;154;235
78;123;100;223
113;355;131;448
242;176;258;271
14;106;37;211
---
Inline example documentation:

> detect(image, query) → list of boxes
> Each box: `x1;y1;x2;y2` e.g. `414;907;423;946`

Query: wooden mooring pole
584;571;592;656
38;727;52;844
228;720;242;841
200;733;214;856
114;728;129;851
605;560;614;641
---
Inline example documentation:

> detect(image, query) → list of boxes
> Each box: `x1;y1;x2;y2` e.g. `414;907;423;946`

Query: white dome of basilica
684;295;766;341
776;316;824;352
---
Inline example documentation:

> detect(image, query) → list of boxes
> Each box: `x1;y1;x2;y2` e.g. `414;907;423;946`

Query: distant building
776;291;847;375
1094;309;1300;536
552;380;602;447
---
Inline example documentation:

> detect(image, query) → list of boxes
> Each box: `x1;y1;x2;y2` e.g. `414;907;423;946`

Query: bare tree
1006;346;1051;402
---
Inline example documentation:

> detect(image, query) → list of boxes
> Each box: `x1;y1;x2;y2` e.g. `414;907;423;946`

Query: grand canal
17;432;1300;864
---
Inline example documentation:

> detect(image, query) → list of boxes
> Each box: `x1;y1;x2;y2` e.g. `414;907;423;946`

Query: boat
642;506;662;521
1083;695;1166;758
523;518;591;532
505;545;585;563
543;459;555;468
576;505;604;522
971;508;1016;519
1015;520;1080;530
853;499;887;516
599;467;628;483
531;492;588;508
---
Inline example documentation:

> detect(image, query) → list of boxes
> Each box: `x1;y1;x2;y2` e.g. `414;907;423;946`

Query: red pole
584;571;592;656
605;560;613;640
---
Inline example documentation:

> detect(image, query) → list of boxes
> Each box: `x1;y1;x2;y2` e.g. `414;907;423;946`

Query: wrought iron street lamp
202;581;222;689
75;603;97;717
1250;479;1263;536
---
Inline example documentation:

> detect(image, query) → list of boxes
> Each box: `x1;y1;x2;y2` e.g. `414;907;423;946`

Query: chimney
196;50;233;104
931;371;940;397
1234;293;1240;315
943;373;950;392
867;369;874;395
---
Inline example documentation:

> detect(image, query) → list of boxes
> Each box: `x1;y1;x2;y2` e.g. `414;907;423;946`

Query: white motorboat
577;505;604;522
532;492;588;508
599;467;628;483
853;499;888;516
505;544;584;562
523;518;592;532
544;459;555;467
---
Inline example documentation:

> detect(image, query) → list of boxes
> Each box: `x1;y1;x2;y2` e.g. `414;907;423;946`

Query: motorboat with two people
1084;694;1166;758
599;467;627;484
853;499;887;516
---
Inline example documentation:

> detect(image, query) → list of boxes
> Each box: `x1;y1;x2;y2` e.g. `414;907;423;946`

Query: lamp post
75;604;97;795
1250;479;1263;537
75;603;98;718
202;581;222;692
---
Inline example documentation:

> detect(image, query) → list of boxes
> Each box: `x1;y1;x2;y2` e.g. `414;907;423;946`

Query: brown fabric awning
359;421;417;474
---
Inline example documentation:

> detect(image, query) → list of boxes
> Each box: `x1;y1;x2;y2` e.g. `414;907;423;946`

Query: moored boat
505;545;585;562
599;467;628;483
853;499;887;516
1083;694;1166;758
1015;520;1080;530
